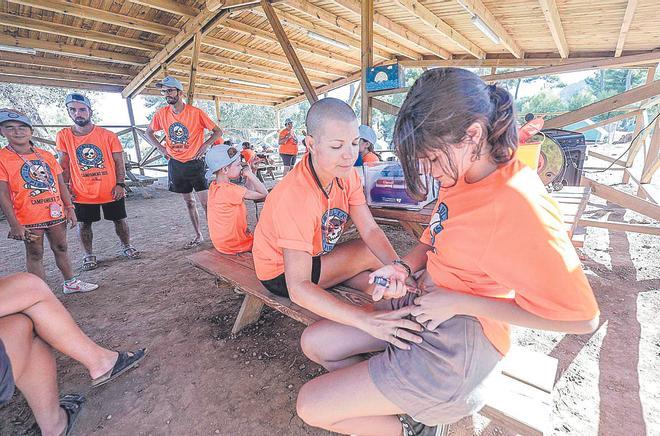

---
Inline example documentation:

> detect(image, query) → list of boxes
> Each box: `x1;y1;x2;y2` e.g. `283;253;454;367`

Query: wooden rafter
372;98;399;116
640;116;660;184
142;89;277;106
169;72;299;97
0;35;149;66
625;66;657;174
361;0;373;124
122;9;230;98
328;0;451;59
5;0;178;37
0;74;124;93
279;0;422;60
129;0;198;18
0;65;128;86
538;0;569;58
261;0;317;104
615;0;639;57
187;32;202;104
398;55;659;69
388;0;485;59
0;12;163;52
544;80;660;129
0;52;136;77
574;110;641;133
275;72;361;108
453;0;523;58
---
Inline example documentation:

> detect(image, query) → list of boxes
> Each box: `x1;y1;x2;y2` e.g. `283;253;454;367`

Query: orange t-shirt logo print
321;208;349;253
429;202;448;246
21;160;57;197
75;144;105;171
168;122;190;151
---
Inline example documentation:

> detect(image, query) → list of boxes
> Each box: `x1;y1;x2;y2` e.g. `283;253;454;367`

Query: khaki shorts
368;275;502;425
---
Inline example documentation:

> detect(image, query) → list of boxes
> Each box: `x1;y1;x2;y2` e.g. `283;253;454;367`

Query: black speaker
542;128;587;186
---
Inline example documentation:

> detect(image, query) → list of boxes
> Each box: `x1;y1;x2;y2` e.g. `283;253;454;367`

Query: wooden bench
188;249;559;435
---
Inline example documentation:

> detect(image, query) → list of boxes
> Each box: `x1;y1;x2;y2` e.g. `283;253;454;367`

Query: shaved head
305;97;357;139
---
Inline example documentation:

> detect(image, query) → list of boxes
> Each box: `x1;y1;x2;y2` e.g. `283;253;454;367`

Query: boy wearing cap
205;145;268;254
278;118;299;176
0;110;98;294
358;124;380;164
57;93;140;271
145;76;223;249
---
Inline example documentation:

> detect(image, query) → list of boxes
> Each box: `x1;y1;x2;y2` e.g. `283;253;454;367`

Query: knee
184;198;197;209
50;241;68;253
25;245;44;261
296;382;325;428
13;273;55;302
300;324;324;363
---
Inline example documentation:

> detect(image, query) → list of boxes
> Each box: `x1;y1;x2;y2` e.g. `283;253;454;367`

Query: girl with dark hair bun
296;69;599;436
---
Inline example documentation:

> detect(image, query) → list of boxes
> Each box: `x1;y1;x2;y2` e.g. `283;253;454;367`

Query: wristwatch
116;182;126;188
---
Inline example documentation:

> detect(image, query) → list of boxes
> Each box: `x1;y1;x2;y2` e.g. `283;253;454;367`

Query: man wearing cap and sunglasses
278;118;299;177
57;93;140;272
145;76;223;249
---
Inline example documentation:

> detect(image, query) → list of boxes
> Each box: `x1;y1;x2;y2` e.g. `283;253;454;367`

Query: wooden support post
640;116;660;185
361;0;373;125
623;65;657;183
231;294;265;334
582;177;660;221
187;31;202;105
213;95;221;124
125;97;144;176
350;85;361;108
161;63;169;78
260;0;318;104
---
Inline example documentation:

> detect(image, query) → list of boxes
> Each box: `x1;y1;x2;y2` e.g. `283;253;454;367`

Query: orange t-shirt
253;154;366;280
150;104;217;163
278;128;298;156
207;180;253;254
55;126;122;204
420;159;599;355
241;149;256;163
362;151;379;164
0;146;65;227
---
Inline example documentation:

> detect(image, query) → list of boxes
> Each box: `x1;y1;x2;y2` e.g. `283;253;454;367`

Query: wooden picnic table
369;186;591;246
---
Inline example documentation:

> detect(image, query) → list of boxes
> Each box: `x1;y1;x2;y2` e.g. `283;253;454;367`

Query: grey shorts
0;339;15;406
368;292;502;425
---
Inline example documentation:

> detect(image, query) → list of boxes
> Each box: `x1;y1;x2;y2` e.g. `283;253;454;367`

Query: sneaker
398;415;449;436
63;278;99;294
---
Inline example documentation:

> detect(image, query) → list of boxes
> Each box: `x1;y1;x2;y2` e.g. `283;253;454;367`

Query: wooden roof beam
172;75;298;98
0;65;128;86
219;19;359;68
361;0;373;125
122;9;230;98
275;72;362;108
0;12;163;52
6;0;178;37
142;88;277;105
388;0;485;59
453;0;523;58
615;0;639;57
0;52;136;77
538;0;569;58
0;35;149;66
129;0;199;18
201;36;346;78
330;0;451;59
261;0;317;104
0;74;124;93
167;65;302;93
398;56;635;68
280;0;424;60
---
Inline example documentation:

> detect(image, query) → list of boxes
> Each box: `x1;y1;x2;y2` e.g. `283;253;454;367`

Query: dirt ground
0;168;658;436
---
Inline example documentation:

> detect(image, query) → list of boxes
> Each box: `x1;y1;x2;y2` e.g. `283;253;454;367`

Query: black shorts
280;153;297;167
74;198;127;223
168;158;208;194
0;339;15;406
260;256;321;298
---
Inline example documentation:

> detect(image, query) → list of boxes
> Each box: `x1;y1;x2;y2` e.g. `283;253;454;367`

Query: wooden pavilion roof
0;0;659;108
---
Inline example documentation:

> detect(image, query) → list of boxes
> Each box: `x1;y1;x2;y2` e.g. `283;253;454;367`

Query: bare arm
242;168;268;200
59;151;71;185
0;181;23;236
195;125;223;159
56;174;77;229
350;203;401;267
145;126;169;158
111;152;127;201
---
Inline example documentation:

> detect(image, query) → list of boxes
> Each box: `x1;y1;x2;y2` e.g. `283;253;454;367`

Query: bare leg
301;319;387;371
318;238;383;292
23;229;46;280
113;219;131;246
45;223;74;281
77;222;94;256
195;189;208;215
297;361;404;436
0;314;67;436
0;273;117;379
181;193;203;242
282;165;291;177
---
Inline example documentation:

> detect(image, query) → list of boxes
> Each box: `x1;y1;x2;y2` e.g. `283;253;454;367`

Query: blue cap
65;93;92;109
205;145;240;179
0;110;33;129
156;76;184;91
284;118;293;125
359;124;377;145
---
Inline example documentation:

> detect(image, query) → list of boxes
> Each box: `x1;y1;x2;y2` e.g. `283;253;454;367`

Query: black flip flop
59;393;85;436
91;348;147;388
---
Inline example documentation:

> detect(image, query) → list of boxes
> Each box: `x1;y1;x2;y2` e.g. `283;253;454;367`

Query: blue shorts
280;153;297;167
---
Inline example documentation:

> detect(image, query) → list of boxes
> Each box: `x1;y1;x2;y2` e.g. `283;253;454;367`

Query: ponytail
487;84;518;164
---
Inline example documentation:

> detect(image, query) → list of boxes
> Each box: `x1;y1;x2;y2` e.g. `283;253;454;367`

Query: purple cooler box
363;162;438;210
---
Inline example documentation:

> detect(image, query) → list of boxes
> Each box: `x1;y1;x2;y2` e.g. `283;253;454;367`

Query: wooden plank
122;9;229;98
574;110;640;133
275;72;361;108
624;66;657;175
372;98;400;116
388;0;485;59
129;0;198;17
260;0;318;104
231;294;265;334
577;218;660;236
361;0;373;125
0;74;124;93
0;35;149;66
582;178;660;221
367;87;410;97
452;0;523;58
588;150;627;167
537;0;569;58
126;98;144;176
6;0;178;36
615;0;639;57
544;80;660;129
0;52;135;77
0;12;162;52
187;32;202;105
499;349;558;394
0;65;127;86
